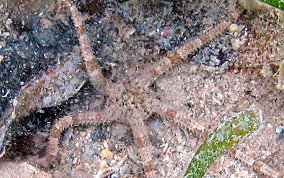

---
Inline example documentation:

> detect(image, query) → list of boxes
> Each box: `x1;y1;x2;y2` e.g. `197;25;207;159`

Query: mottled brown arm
136;10;241;88
61;0;112;93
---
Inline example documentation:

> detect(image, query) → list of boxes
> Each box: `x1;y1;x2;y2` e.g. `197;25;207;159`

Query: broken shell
0;52;86;157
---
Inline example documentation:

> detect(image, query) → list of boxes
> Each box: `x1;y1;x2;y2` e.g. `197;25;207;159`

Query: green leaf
184;110;261;178
258;0;284;11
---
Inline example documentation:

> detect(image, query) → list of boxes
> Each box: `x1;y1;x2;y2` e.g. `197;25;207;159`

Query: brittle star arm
126;108;157;177
39;109;118;168
135;10;241;88
61;0;112;93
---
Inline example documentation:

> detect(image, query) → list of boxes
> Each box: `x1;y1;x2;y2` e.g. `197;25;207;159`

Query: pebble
5;18;12;26
176;145;184;153
161;28;173;37
229;24;244;37
229;24;239;33
189;139;197;148
148;30;156;36
124;27;136;39
275;127;284;140
0;41;6;48
79;131;87;137
72;157;78;164
114;155;122;161
199;99;206;105
217;93;224;100
1;32;10;37
231;38;241;50
99;149;113;159
275;127;283;134
267;123;273;129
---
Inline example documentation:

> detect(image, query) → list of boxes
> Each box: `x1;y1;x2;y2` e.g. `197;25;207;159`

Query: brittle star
1;0;281;177
38;0;240;176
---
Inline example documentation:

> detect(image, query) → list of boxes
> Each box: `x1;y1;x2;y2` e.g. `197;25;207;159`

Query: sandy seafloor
0;0;283;177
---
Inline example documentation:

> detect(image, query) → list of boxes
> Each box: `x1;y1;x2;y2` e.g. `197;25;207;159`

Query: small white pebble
127;27;136;36
229;24;239;33
148;30;156;36
72;157;78;164
189;139;197;148
5;18;12;25
1;32;10;37
0;41;6;48
5;19;12;30
79;131;87;137
275;127;283;134
231;38;241;50
217;93;224;100
176;145;184;153
267;123;273;129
